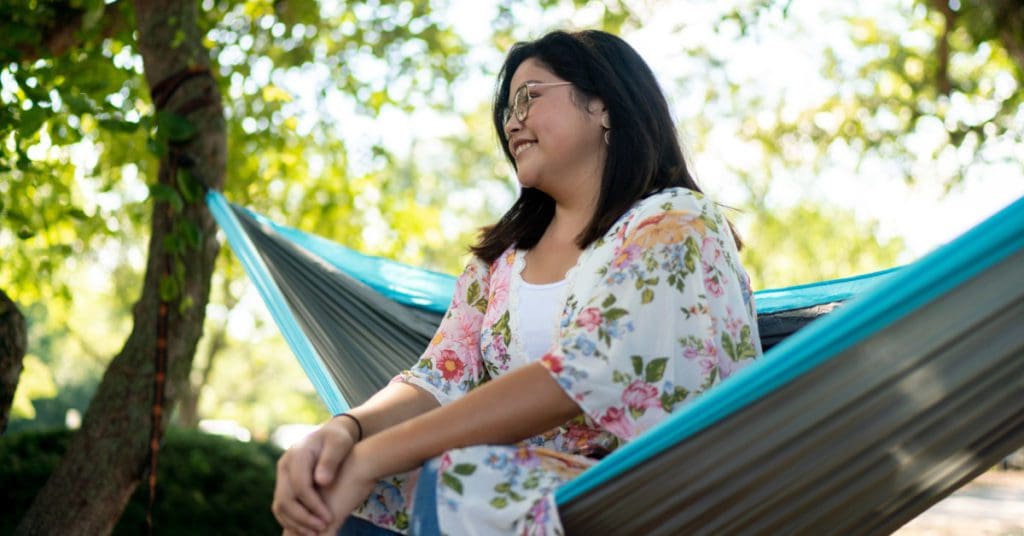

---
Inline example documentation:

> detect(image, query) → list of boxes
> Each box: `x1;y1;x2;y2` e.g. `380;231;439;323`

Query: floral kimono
353;187;762;534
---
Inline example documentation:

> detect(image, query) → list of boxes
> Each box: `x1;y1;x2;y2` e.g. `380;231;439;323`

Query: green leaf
490;497;508;509
466;280;481;306
146;137;167;158
16;227;36;240
64;94;95;115
494;482;511;493
641;288;654;304
644;357;668;383
98;118;141;134
156;110;197;142
631;355;643;376
154;110;196;142
603;308;628;321
149;184;183;213
180;220;202;249
159;275;179;301
601;294;616;308
176;168;203;203
394;511;409;530
163;234;183;254
19;106;48;135
721;332;736;360
452;463;476;476
441;472;463;495
66;208;89;220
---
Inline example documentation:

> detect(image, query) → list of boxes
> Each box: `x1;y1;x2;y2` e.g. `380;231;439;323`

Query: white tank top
516;278;568;362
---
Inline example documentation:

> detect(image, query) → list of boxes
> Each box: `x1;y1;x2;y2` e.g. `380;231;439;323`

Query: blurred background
1;0;1021;533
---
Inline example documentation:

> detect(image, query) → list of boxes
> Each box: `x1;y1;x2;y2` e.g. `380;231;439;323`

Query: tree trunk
15;0;225;533
0;289;27;435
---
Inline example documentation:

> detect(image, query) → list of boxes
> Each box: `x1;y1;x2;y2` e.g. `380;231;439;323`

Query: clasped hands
273;416;378;535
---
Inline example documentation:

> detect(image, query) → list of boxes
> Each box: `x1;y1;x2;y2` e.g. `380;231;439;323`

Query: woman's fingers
284;447;334;521
273;467;325;533
314;420;356;486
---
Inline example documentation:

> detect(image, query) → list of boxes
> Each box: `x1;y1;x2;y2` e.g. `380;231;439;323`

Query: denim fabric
338;515;402;535
410;458;441;536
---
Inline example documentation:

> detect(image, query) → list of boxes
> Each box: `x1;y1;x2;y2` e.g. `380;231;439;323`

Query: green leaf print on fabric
453;464;477;476
466;280;488;314
644;358;668;383
442;472;464;495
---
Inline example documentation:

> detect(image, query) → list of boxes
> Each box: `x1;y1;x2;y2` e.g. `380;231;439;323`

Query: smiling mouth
514;142;535;157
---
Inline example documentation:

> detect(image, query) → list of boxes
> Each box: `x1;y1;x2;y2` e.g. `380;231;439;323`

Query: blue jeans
338;458;440;536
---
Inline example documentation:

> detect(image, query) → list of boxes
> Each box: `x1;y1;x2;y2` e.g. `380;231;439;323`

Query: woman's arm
318;362;580;532
273;382;439;534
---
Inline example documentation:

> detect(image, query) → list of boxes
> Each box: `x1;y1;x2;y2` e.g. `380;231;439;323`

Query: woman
273;29;761;535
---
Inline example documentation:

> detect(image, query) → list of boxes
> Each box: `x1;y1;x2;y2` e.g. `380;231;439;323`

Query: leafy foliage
0;427;282;534
696;0;1023;189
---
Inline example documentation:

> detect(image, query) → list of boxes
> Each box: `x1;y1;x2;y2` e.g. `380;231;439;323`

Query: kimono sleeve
538;196;760;442
390;256;492;405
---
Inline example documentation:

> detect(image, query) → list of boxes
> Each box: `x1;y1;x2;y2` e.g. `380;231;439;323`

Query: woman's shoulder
635;186;709;214
622;187;722;232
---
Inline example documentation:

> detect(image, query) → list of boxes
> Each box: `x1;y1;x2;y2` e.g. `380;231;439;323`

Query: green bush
0;427;283;534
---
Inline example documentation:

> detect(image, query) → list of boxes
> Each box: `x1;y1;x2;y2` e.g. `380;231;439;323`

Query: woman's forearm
353;362;581;478
342;382;441;438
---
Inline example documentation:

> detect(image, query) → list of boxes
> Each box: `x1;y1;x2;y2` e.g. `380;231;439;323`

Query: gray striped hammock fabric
209;191;1024;534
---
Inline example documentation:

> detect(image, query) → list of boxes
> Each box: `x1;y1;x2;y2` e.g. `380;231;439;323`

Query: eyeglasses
502;81;573;125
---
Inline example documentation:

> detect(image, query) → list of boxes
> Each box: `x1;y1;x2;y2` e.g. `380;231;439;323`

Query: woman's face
504;58;607;197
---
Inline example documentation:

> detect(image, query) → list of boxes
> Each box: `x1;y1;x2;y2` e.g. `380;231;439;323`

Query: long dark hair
471;29;719;263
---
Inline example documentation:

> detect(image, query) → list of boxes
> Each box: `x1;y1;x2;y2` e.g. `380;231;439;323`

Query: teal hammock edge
206;191;349;415
753;266;900;313
231;201;904;316
555;193;1024;504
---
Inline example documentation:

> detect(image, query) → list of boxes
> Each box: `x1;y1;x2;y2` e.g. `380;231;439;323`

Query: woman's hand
273;416;360;534
318;442;380;535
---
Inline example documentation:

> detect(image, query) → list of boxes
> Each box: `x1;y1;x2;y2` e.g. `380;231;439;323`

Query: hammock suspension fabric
208;191;1024;533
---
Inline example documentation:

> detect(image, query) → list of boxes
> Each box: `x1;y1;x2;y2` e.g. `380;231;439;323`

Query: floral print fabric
355;188;761;534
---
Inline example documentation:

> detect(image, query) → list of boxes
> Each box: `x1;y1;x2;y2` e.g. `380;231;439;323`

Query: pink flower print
540;352;564;373
726;316;745;338
436;349;465;381
699;359;715;374
599;407;634;438
705;340;719;358
450;312;479;349
701;236;722;263
704;275;724;297
439;453;453;473
683;346;699;360
489;272;510;310
622;380;662;410
576;307;603;332
563;424;599;451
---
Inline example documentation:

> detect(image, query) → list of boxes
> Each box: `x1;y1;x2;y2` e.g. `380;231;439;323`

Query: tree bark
0;289;27;435
15;0;225;533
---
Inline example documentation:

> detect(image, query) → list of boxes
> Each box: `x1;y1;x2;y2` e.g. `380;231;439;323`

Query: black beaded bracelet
334;413;363;442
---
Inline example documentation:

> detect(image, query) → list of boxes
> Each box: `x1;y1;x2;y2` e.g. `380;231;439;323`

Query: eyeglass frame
502;81;574;125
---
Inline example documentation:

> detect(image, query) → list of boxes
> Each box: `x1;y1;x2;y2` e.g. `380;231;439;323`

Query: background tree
0;290;26;434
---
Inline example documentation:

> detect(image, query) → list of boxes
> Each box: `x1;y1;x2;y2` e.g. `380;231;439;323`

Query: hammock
208;191;1024;532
